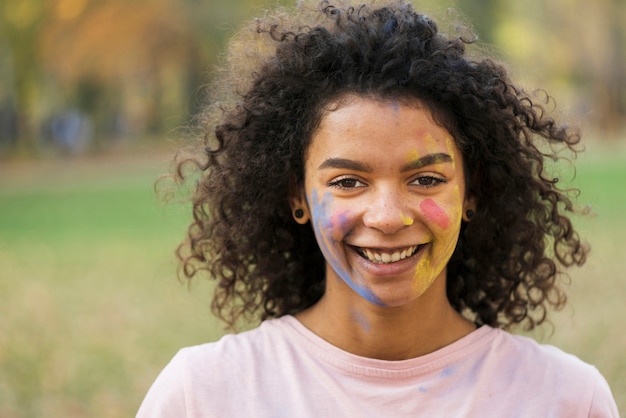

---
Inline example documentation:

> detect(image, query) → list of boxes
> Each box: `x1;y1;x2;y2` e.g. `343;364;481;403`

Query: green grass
0;152;223;417
533;147;626;413
0;147;624;416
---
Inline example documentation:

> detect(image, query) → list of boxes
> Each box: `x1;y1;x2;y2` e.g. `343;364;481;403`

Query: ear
462;194;477;222
288;178;310;224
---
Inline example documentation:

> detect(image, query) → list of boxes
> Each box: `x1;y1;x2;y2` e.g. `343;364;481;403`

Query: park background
0;0;624;416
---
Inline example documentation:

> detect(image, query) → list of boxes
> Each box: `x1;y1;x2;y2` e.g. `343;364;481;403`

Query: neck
295;277;476;360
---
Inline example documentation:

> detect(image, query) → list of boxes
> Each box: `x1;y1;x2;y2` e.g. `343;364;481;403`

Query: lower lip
350;245;428;277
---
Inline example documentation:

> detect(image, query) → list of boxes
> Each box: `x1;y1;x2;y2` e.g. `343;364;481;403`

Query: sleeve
136;349;190;417
587;367;620;418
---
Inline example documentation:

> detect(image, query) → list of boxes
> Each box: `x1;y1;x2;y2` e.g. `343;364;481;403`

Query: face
292;96;473;308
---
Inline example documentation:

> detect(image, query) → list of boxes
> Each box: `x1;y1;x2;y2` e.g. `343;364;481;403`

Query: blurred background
0;0;624;416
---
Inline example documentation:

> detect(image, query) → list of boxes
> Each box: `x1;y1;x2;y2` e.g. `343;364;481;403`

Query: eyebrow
401;153;453;172
318;153;453;172
318;158;373;172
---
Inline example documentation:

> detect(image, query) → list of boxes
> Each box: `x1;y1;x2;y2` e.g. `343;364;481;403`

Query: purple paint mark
310;189;384;306
350;307;371;333
440;366;455;377
420;199;450;229
330;211;350;232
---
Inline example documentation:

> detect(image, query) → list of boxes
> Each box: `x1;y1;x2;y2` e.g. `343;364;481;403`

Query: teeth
359;245;418;264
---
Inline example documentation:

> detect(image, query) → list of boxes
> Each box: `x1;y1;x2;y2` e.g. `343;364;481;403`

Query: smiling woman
137;1;619;416
290;99;472;322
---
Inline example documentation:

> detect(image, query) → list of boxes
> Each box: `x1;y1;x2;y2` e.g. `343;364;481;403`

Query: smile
355;245;421;264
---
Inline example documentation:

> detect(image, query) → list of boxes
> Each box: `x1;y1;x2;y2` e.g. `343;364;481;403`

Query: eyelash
410;175;447;188
328;177;366;189
328;175;447;189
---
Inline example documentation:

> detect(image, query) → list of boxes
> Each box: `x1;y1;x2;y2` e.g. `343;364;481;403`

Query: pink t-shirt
137;315;619;417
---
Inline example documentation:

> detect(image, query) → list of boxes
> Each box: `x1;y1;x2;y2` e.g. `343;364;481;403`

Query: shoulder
479;328;619;417
136;316;297;417
180;315;295;366
488;329;594;377
165;315;295;384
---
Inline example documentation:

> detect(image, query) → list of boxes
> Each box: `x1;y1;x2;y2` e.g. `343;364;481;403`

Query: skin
290;96;476;360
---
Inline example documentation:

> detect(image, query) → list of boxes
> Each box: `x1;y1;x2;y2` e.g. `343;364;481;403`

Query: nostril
363;202;411;234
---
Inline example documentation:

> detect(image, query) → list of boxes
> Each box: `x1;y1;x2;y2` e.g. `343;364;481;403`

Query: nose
362;187;410;234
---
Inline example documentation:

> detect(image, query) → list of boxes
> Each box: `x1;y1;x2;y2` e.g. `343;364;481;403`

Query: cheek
400;212;414;226
325;211;354;240
310;190;354;240
419;199;451;230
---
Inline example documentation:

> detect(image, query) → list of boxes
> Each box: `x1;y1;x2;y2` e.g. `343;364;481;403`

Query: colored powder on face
412;257;432;285
405;149;420;163
309;189;384;306
400;212;414;226
445;136;457;170
422;133;438;154
420;198;450;229
331;212;351;234
451;184;463;221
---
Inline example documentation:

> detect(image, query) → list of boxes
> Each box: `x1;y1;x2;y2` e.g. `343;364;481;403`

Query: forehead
306;97;458;163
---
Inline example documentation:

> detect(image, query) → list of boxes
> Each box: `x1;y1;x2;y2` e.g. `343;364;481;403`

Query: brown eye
412;176;446;188
338;179;357;187
329;177;366;189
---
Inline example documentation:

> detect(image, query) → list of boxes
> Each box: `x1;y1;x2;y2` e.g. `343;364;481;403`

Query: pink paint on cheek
325;211;353;240
420;199;450;229
322;211;348;230
333;212;350;228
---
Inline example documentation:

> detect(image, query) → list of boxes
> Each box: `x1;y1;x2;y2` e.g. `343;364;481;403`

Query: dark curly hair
173;0;587;330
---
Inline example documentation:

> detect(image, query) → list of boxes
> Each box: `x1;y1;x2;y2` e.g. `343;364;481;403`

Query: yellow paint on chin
412;257;434;295
400;212;414;226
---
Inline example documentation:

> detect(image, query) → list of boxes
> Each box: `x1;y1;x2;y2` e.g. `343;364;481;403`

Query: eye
328;177;366;189
411;175;446;188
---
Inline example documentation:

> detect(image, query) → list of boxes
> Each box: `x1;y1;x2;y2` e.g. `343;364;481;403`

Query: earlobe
288;180;310;224
462;195;477;222
289;200;310;224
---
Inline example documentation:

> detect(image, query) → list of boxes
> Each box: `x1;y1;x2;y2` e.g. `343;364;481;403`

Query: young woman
138;1;619;416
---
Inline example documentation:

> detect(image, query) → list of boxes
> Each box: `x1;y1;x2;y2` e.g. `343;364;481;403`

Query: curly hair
173;0;587;330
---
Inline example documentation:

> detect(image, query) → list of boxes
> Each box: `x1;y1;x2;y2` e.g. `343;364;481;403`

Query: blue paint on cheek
309;189;384;306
